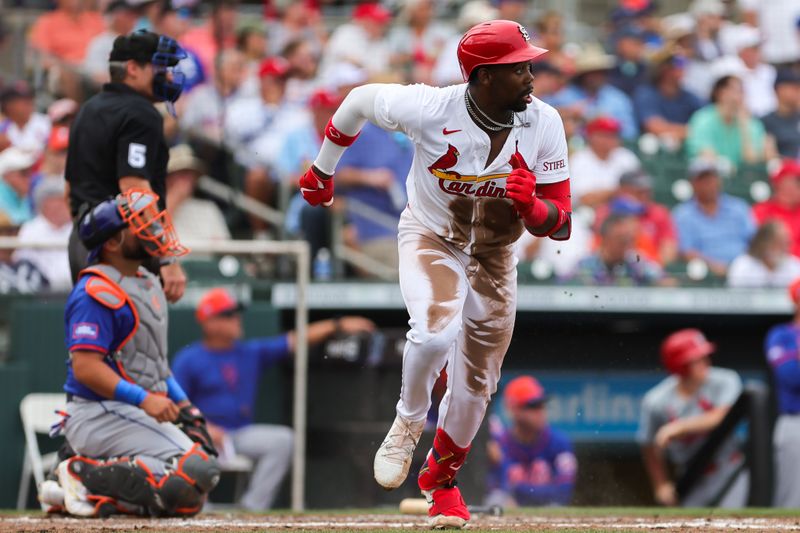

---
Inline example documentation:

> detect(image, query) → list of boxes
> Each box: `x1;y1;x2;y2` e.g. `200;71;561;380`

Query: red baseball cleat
422;484;470;529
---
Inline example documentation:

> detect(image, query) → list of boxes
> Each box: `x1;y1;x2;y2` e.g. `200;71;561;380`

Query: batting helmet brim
463;44;548;80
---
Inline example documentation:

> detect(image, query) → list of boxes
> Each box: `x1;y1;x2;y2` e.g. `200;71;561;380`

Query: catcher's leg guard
69;444;220;517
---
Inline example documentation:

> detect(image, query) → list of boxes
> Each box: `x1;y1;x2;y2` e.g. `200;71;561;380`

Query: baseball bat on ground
399;498;503;516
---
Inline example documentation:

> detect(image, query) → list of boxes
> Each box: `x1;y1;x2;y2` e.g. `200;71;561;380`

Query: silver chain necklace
464;89;514;131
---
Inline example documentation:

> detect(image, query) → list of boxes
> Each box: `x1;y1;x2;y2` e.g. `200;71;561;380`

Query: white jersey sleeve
708;367;743;406
531;106;570;185
636;389;661;445
373;83;434;143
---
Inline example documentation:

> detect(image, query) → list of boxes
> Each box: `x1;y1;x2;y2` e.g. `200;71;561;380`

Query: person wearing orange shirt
28;0;105;65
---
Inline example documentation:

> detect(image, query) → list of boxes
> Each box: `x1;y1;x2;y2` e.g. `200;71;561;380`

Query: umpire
65;29;187;302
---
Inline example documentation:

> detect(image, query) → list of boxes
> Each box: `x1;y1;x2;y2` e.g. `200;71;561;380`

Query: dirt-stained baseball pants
395;209;517;448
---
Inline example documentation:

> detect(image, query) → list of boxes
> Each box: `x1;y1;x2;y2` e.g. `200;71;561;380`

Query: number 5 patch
128;143;147;168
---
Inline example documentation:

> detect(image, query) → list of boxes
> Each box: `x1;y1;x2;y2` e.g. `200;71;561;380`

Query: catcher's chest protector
82;264;171;393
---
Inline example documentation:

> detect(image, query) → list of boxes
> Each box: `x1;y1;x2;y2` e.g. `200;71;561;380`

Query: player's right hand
654;481;677;506
299;165;334;207
141;394;180;423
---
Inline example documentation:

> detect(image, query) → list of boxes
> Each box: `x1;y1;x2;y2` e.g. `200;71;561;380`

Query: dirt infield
2;512;800;532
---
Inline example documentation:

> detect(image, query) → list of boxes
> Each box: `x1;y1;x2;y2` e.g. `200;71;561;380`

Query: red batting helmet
660;328;716;375
457;20;548;81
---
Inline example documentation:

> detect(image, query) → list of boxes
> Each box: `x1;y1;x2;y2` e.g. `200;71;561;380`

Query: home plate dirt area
2;509;800;532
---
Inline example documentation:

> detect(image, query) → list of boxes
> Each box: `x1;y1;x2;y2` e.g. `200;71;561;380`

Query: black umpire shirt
65;83;168;217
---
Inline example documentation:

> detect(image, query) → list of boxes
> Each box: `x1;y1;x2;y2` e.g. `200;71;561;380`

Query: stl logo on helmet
518;24;529;42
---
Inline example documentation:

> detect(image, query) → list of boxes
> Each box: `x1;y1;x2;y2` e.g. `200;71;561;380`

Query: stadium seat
17;392;65;510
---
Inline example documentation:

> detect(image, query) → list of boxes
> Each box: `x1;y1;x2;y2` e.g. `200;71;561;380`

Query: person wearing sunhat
753;159;800;258
485;375;577;507
171;287;375;510
549;44;638;139
0;147;36;224
765;278;800;507
638;328;746;507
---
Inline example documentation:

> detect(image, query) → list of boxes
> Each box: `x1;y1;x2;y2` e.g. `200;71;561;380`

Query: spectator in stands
690;0;728;64
181;0;238;79
485;376;576;507
0;210;48;295
282;39;320;105
549;45;638;140
739;0;800;69
29;126;69;210
432;0;498;86
237;26;267;97
569;116;640;207
571;213;666;286
638;328;746;507
673;158;756;277
180;49;247;147
765;279;800;507
495;0;527;25
320;3;392;79
662;13;714;102
762;70;800;160
46;98;78;129
686;75;768;169
388;0;453;85
264;2;327;58
0;147;35;224
335;123;414;272
172;288;375;510
165;144;230;243
28;0;104;66
0;82;51;156
727;221;800;288
633;45;704;147
13;179;71;292
529;62;565;104
532;11;575;77
594;170;678;266
712;25;776;118
83;0;140;86
608;25;649;98
608;0;662;51
753;160;800;257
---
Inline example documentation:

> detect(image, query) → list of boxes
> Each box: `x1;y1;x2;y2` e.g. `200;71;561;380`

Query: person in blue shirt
765;278;800;507
172;287;375;510
53;190;219;518
672;158;756;277
485;375;577;507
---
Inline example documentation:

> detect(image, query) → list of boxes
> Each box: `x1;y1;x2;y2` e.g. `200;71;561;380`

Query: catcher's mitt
174;404;218;457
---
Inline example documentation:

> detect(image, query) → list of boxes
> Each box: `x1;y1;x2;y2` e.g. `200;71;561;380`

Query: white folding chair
17;393;66;510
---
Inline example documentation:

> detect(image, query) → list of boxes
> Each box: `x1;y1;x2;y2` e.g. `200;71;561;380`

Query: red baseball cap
504;376;547;409
196;288;244;322
585;116;621;135
352;3;391;24
789;277;800;306
258;57;290;79
308;89;341;109
770;159;800;184
48;126;70;152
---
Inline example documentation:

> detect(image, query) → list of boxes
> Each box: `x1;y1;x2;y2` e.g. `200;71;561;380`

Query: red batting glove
506;153;548;227
299;166;334;207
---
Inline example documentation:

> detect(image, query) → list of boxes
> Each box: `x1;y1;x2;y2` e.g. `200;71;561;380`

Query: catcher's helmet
457;19;548;81
79;188;188;264
660;328;715;375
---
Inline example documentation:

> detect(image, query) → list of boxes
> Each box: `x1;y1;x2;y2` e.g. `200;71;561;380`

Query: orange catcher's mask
118;188;189;259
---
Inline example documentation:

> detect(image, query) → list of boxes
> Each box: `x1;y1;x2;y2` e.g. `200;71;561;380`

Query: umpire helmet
457;20;548;81
660;328;716;375
79;189;188;264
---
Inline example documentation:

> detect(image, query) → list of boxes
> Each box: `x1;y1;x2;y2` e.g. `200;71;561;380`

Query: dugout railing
0;237;311;511
676;382;773;506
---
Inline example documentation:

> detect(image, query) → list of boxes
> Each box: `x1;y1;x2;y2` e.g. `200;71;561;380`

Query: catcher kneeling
45;189;219;517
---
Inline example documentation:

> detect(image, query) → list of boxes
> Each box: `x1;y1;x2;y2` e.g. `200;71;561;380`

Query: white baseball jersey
372;83;570;255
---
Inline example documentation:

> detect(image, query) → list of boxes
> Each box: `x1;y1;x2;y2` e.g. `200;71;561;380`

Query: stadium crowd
0;0;799;291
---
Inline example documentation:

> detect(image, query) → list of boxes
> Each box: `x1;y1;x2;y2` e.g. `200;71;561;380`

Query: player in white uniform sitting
299;20;572;529
637;329;747;508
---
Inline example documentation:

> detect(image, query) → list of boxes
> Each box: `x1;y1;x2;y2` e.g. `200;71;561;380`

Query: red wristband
325;119;360;147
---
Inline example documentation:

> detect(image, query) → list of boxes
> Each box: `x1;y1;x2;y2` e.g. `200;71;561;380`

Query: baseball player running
637;329;747;507
48;189;219;517
765;278;800;507
299;20;571;528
